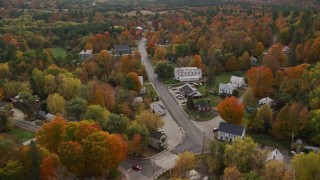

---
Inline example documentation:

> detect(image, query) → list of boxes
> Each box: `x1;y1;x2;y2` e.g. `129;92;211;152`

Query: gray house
217;122;245;143
149;130;167;150
114;45;131;55
79;50;93;61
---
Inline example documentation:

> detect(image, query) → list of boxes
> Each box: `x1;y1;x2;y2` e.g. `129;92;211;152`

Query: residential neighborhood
1;0;320;180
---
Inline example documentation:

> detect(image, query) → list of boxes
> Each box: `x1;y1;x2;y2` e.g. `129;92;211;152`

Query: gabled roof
179;83;197;96
218;122;245;136
219;83;236;91
230;76;244;83
114;45;130;54
149;130;165;139
259;97;273;105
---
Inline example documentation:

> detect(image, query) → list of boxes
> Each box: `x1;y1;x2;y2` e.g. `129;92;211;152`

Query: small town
0;0;320;180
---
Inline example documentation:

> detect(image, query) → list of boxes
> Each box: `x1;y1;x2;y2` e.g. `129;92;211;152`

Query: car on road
132;165;142;171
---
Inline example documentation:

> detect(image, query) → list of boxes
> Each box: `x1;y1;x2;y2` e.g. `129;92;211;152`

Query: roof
133;97;143;103
230;76;244;83
266;149;284;162
114;45;130;54
194;100;211;109
174;67;201;73
79;50;92;55
149;130;165;139
179;84;197;96
259;97;273;105
139;76;144;85
218;122;245;136
219;83;236;91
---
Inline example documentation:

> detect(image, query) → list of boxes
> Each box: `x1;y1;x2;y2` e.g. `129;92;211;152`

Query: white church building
174;67;202;82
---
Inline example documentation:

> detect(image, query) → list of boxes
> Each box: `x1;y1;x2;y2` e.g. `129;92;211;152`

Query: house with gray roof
149;130;167;150
114;45;131;55
179;83;202;98
217;122;245;143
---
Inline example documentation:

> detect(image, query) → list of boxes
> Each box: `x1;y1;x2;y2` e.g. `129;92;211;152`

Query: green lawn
197;85;223;107
247;132;290;150
182;105;217;122
163;79;180;85
144;84;158;98
50;47;68;59
2;128;35;144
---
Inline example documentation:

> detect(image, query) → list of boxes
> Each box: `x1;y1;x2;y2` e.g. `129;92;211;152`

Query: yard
247;132;290;150
1;128;35;145
182;105;217;122
49;47;68;59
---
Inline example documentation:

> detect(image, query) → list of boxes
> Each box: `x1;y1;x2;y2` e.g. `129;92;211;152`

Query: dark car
246;106;256;113
132;165;142;171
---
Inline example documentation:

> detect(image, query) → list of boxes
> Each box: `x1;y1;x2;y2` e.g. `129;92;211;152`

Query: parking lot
167;86;187;105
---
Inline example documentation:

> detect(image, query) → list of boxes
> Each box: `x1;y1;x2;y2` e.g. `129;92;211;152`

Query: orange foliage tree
123;72;141;93
247;67;273;98
262;44;287;74
217;96;245;125
193;54;202;68
128;134;143;156
58;141;84;176
36;116;67;153
40;153;61;180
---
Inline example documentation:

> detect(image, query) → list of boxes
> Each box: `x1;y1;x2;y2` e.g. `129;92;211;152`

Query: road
12;108;40;132
138;38;204;153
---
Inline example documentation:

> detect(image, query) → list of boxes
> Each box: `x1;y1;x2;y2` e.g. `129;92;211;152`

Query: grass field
50;47;68;59
1;128;35;144
247;132;290;150
182;105;217;121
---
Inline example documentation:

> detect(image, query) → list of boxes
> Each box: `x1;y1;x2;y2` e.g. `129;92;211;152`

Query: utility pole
202;132;205;154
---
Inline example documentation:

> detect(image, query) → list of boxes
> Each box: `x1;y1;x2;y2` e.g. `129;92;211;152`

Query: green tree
58;77;81;100
186;96;194;110
85;105;110;130
291;152;320;180
47;93;65;115
126;122;149;147
224;137;265;173
243;171;262;180
0;104;13;132
250;104;272;133
65;97;88;121
0;138;18;167
16;92;39;118
309;109;320;145
0;160;23;180
2;81;32;99
105;113;129;134
202;139;225;175
154;61;174;79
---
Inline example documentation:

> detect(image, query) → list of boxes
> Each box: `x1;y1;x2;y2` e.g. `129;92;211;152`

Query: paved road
12;108;40;132
138;38;204;153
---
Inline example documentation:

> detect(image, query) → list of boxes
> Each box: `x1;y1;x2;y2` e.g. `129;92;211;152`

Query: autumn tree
126;122;149;147
40;153;61;180
262;44;287;74
47;93;65;115
247;67;273;98
310;37;320;62
44;75;57;95
65;97;88;121
291;152;320;180
123;72;141;93
226;56;239;71
193;54;202;68
224;137;266;173
223;166;242;180
153;47;167;61
173;151;196;178
272;102;308;139
135;110;164;131
128;134;143;157
243;171;262;180
0;137;18;167
58;141;84;176
82;132;127;176
84;43;93;50
19;141;49;180
65;120;101;143
263;161;293;180
0;104;13;132
217;96;244;125
36;116;67;153
2;81;32;99
16;91;39;118
255;42;264;57
58;77;81;100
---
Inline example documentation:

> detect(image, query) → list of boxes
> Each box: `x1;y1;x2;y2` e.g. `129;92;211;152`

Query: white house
217;122;245;143
149;130;167;150
259;97;273;106
79;50;92;61
139;76;146;94
151;103;167;116
266;149;284;162
174;67;202;82
218;83;236;95
230;76;245;88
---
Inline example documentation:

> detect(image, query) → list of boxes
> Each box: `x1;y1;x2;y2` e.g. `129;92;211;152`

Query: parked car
246;106;256;113
168;86;172;89
213;128;218;132
175;91;180;94
176;95;182;98
172;88;177;90
178;97;184;100
181;102;186;104
132;165;142;171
